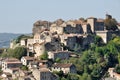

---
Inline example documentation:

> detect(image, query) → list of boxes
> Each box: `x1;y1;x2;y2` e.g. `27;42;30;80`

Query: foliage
59;36;120;80
12;47;27;59
0;48;14;58
104;17;118;31
40;51;48;60
20;65;28;71
94;35;104;46
73;43;81;53
67;73;80;80
15;34;32;43
55;58;61;63
53;70;64;77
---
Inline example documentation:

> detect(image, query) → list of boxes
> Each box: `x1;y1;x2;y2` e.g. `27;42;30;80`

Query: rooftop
22;56;34;60
4;58;21;63
52;63;73;68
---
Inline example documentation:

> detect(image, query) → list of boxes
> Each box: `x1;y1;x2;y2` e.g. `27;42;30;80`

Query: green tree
55;58;61;63
87;75;92;80
104;15;118;31
12;47;27;59
67;73;80;80
16;34;32;43
40;51;48;60
60;77;67;80
94;35;103;46
20;65;28;71
81;73;89;80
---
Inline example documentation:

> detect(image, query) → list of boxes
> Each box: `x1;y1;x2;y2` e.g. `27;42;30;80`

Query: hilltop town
0;14;120;80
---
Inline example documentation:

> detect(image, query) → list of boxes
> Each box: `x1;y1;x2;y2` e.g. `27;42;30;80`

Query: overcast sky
0;0;120;33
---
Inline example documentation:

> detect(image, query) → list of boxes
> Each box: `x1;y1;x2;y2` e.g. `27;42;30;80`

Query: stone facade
96;30;120;43
2;58;22;73
32;68;57;80
51;63;76;74
48;51;70;60
50;25;64;35
20;39;27;46
33;43;45;58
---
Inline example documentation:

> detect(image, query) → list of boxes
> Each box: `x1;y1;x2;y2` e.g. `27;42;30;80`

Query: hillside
0;33;21;48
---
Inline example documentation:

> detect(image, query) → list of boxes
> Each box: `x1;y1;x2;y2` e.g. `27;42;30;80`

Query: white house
21;56;34;66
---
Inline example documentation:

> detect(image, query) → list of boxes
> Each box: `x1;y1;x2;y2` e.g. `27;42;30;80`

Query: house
108;68;120;80
38;60;53;68
33;42;45;58
96;30;120;43
51;63;76;74
1;72;12;79
48;51;70;60
21;56;34;66
20;39;27;46
40;31;52;43
32;68;58;80
12;70;34;80
28;61;39;71
27;39;34;52
59;34;83;50
34;33;45;43
50;24;64;35
2;58;22;74
87;17;104;33
28;60;52;70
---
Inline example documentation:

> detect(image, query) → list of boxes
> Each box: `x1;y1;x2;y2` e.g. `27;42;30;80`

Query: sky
0;0;120;33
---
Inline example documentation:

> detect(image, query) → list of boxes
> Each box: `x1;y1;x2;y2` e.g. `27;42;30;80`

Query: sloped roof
52;63;73;68
23;56;34;60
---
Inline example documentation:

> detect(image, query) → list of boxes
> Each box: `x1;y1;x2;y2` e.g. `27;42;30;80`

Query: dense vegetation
104;15;118;31
0;46;27;59
56;36;120;80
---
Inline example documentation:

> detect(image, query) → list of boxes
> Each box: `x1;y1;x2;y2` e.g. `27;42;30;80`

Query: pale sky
0;0;120;33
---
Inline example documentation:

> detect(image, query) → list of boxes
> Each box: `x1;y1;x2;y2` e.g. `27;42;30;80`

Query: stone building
50;24;64;35
20;39;27;46
2;58;22;74
59;34;83;50
21;56;34;66
51;63;76;74
96;30;120;43
32;20;51;34
33;43;45;58
32;68;58;80
48;51;70;60
87;17;104;33
63;24;83;34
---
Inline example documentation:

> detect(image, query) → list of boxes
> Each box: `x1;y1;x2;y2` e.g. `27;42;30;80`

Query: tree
40;51;48;60
104;15;118;31
55;58;61;63
15;34;32;43
87;75;92;80
12;47;27;59
20;65;28;71
67;73;80;80
94;35;103;46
